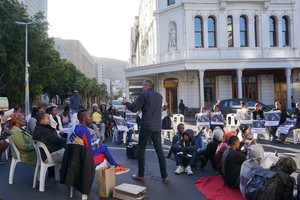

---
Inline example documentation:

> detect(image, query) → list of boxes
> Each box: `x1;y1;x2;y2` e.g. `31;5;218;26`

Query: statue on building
168;22;177;52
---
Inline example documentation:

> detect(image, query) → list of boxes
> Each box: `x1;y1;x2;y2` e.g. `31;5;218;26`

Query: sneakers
185;166;193;175
115;165;130;175
175;165;184;175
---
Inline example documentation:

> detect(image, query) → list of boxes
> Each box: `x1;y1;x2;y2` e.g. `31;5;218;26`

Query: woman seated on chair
8;113;36;166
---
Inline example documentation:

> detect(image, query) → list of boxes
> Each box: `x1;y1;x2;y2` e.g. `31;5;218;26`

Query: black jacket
33;123;66;161
60;144;95;195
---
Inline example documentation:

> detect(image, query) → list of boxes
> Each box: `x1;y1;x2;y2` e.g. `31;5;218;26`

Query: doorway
164;78;178;114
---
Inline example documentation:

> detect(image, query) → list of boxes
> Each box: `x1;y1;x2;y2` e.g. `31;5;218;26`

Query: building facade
125;0;300;113
17;0;48;20
53;38;96;79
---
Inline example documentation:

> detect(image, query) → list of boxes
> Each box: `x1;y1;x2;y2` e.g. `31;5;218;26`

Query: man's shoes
162;177;169;184
174;165;184;175
115;166;130;175
275;138;283;144
185;166;193;175
132;174;144;182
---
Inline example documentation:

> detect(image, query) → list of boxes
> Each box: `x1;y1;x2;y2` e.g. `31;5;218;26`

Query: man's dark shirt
125;88;162;132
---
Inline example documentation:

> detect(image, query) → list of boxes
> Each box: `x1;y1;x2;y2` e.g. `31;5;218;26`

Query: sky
47;0;140;61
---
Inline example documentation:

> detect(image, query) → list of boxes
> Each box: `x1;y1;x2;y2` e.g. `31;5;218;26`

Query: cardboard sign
210;111;224;125
196;113;210;126
265;111;281;126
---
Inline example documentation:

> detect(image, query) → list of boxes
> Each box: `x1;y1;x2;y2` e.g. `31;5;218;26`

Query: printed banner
236;108;252;125
125;112;137;125
277;118;296;134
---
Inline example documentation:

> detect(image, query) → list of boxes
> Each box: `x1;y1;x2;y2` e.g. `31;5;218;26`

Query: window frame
239;15;248;47
208;16;217;48
194;16;204;48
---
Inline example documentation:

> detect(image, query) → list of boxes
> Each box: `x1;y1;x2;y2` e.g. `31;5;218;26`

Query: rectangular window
167;0;175;6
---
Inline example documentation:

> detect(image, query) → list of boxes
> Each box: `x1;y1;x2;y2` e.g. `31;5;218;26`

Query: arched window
227;16;234;47
208;16;216;47
269;16;277;47
240;15;248;47
282;16;289;47
194;16;203;48
167;0;175;6
254;15;259;47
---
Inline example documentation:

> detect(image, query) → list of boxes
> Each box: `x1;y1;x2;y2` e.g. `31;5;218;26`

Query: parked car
210;98;272;118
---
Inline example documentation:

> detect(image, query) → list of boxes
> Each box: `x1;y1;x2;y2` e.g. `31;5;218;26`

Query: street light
15;21;34;116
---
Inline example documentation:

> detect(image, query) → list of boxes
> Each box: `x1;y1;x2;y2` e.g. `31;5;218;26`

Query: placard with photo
210;111;224;125
113;116;128;131
277;118;296;134
264;110;281;126
196;113;210;126
251;120;266;134
126;112;137;125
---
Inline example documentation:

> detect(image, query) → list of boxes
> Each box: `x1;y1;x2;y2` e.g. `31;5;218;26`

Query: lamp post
15;21;34;116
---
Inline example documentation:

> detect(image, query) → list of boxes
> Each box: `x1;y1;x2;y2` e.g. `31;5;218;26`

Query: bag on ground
98;165;115;197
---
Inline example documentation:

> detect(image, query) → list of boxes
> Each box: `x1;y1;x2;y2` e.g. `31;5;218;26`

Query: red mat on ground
195;175;245;200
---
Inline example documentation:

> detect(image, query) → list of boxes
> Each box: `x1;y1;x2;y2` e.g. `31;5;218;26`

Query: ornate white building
125;0;300;113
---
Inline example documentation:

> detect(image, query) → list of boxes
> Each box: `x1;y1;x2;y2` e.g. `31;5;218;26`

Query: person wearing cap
69;90;83;114
173;129;198;175
240;144;265;197
222;135;246;188
252;103;264;120
200;127;224;172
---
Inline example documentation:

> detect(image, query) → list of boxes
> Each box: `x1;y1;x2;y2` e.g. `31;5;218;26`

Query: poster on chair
113;116;128;131
196;113;210;126
264;111;281;126
251;120;266;134
210;111;224;125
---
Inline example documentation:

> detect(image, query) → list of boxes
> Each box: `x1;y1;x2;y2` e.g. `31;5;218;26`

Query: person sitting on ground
69;109;129;174
270;156;297;199
165;123;185;158
26;106;45;135
214;132;236;175
9;113;37;166
222;135;246;188
59;105;71;128
33;112;66;163
239;144;265;198
277;102;300;143
173;129;198;175
200;127;224;172
193;130;206;168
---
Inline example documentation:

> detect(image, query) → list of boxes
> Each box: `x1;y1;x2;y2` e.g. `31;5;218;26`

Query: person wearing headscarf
9;113;37;166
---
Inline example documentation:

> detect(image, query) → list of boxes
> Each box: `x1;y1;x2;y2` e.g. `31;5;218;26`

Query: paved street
0;118;299;200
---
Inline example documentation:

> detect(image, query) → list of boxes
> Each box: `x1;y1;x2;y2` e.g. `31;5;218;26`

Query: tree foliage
0;0;107;108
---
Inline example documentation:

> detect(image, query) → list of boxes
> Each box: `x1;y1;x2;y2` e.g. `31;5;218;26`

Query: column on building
237;69;243;98
198;70;205;108
285;68;292;110
125;79;130;100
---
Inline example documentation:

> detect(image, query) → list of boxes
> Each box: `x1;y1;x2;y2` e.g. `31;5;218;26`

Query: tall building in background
53;38;96;79
126;0;300;113
17;0;48;20
96;64;106;84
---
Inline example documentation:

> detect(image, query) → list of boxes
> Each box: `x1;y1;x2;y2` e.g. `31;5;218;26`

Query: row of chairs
7;137;60;192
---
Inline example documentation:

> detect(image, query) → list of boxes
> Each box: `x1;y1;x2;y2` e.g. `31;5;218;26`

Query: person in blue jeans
122;79;169;184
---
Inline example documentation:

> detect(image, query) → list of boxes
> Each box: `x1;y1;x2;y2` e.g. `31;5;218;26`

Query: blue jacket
173;129;198;152
125;88;162;131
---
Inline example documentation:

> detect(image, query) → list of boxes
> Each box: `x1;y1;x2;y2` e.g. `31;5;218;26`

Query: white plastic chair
32;140;61;192
7;138;22;184
225;113;238;132
172;114;184;130
293;129;300;144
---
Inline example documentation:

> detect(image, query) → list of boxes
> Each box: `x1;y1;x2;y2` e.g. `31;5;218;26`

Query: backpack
162;116;172;129
245;168;278;200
